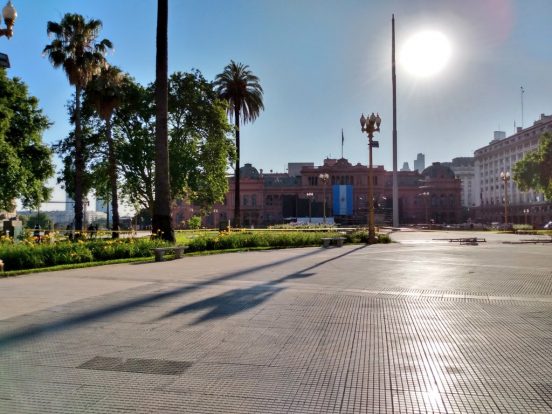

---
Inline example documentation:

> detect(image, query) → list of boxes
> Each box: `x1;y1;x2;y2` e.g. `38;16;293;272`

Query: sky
3;0;552;209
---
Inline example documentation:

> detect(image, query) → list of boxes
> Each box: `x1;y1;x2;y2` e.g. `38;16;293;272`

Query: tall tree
153;0;175;241
43;13;112;231
214;61;264;227
115;79;156;214
513;132;552;200
85;65;125;238
0;70;54;212
53;98;101;212
113;73;234;216
168;71;235;209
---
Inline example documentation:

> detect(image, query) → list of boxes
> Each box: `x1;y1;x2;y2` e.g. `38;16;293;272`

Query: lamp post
523;208;529;225
419;192;430;225
306;192;314;223
500;171;510;225
0;1;16;39
319;173;329;225
212;208;218;229
360;112;381;243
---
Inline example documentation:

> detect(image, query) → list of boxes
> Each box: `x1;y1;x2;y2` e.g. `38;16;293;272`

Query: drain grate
78;356;192;375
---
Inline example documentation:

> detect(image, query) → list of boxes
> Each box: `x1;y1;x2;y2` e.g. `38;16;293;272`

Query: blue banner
332;185;353;216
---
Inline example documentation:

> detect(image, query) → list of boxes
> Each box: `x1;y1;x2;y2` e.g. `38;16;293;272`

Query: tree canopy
54;69;234;219
0;70;54;211
513;132;552;200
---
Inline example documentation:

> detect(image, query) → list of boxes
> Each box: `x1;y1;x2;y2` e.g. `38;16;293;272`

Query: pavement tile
1;231;551;412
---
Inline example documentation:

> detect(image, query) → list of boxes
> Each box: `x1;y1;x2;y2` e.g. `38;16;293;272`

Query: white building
443;157;476;208
474;114;552;224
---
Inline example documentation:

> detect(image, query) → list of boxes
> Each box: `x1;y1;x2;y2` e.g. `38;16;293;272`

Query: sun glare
400;30;452;78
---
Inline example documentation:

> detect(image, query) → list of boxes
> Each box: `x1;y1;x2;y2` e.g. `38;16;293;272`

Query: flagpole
392;14;399;227
341;129;344;159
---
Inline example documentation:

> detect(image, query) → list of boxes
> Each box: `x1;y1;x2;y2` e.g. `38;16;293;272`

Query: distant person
33;224;41;242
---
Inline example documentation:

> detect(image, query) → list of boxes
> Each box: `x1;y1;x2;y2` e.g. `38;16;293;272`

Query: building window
252;194;257;207
243;195;248;206
308;176;318;186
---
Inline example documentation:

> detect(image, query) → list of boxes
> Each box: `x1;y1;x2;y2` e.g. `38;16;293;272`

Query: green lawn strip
0;244;320;277
1;231;391;276
0;256;154;278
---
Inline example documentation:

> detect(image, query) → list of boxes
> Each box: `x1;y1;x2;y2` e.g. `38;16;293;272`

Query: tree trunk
74;85;84;232
106;115;120;239
234;108;240;228
152;0;175;242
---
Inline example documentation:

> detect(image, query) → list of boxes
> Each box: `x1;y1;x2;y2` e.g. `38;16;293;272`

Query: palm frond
214;60;264;126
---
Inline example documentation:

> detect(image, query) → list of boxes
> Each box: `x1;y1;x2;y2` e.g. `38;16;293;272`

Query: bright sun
400;30;452;78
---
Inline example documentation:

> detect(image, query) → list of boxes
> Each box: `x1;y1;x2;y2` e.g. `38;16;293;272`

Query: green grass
0;229;391;274
0;256;154;278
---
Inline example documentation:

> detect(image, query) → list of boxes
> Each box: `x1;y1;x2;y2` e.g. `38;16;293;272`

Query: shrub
346;231;391;244
186;231;343;252
0;238;170;272
187;216;202;230
0;242;94;271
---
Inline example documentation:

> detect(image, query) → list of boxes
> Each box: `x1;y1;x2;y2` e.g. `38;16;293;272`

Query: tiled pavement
1;231;551;413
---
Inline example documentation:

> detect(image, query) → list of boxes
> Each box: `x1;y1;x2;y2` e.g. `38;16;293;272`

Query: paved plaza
1;230;551;413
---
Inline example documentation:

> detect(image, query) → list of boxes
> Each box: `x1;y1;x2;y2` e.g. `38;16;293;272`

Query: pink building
172;158;462;228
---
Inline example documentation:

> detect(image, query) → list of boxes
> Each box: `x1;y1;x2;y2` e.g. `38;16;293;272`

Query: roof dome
240;163;260;179
421;162;455;179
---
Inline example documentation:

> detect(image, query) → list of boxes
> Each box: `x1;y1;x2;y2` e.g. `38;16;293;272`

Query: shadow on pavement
0;245;365;349
157;245;367;325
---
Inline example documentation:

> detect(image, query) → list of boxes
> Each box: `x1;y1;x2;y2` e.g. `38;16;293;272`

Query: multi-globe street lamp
306;192;314;223
500;171;511;224
0;1;16;38
360;112;381;243
419;191;430;225
319;173;329;225
523;208;530;225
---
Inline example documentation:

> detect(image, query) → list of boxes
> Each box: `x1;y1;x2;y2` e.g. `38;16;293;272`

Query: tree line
1;6;264;241
2;6;549;240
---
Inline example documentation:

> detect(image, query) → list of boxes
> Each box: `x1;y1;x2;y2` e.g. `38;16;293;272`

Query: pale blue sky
4;0;552;182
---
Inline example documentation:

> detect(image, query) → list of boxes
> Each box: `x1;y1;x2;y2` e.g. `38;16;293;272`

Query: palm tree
153;0;175;242
86;65;125;238
44;13;112;232
214;61;264;227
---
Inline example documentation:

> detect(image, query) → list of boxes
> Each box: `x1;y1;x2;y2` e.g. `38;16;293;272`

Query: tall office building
474;114;552;224
413;153;425;172
65;194;74;211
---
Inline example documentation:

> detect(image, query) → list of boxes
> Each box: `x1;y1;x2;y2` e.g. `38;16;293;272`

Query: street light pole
360;113;381;243
523;208;529;225
306;192;314;224
319;173;329;225
419;192;430;225
500;171;510;225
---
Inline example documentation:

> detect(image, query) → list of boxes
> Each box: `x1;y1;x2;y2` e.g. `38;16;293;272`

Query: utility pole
392;14;399;227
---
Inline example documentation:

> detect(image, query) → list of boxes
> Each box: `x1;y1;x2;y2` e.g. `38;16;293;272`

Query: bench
152;246;188;262
451;238;486;246
321;237;346;248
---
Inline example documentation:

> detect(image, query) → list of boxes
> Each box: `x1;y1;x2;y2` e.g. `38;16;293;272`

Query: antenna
520;86;525;128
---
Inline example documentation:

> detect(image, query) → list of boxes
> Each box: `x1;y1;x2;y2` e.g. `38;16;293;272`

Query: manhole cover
78;356;192;375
